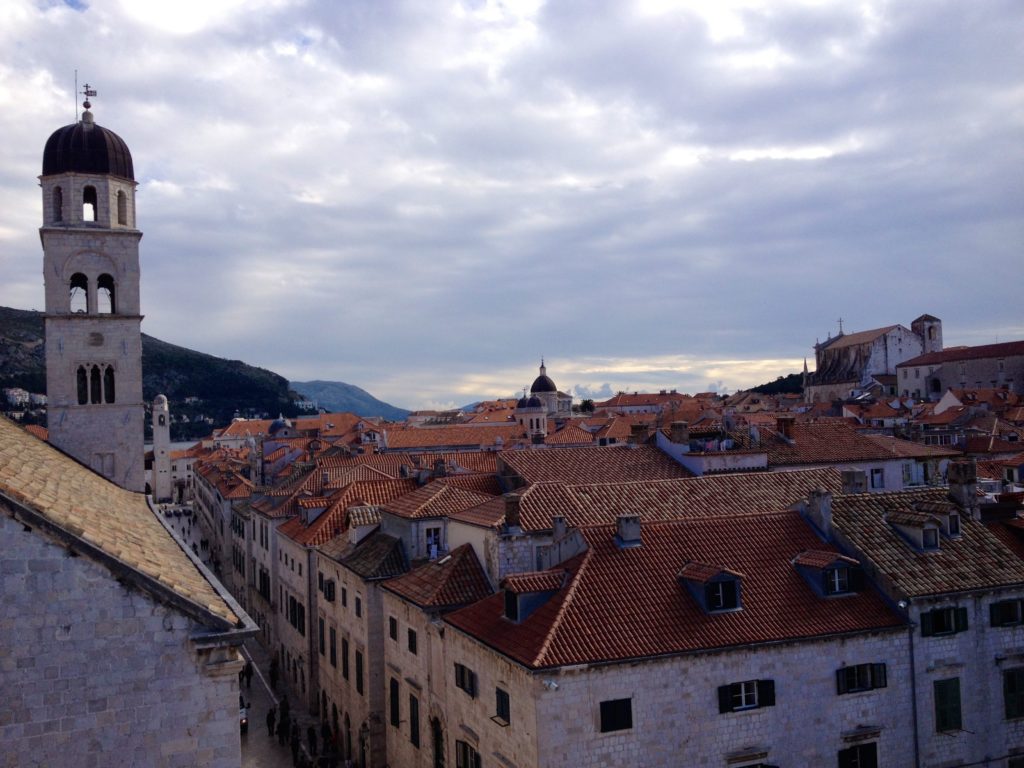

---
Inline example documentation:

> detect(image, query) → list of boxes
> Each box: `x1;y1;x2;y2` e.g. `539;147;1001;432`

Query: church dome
516;396;530;409
269;416;293;435
527;395;544;408
42;113;134;180
530;373;557;394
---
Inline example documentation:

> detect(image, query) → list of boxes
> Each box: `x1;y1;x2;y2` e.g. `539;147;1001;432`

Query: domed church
40;91;145;491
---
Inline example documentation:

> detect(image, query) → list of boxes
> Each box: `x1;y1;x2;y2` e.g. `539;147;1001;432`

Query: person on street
307;724;317;756
277;714;288;746
290;721;301;766
243;660;254;689
266;706;276;738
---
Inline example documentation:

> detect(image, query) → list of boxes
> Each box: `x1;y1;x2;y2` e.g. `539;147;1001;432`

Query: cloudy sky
1;0;1021;410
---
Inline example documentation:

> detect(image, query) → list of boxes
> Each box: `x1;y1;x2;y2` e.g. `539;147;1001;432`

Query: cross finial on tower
81;83;97;110
837;317;844;335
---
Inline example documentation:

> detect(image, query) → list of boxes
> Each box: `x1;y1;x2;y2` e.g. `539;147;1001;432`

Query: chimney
614;514;642;548
628;424;647;446
552;515;567;541
777;416;795;440
806;487;833;537
948;459;980;519
434;459;447;477
321;470;330;488
670;421;690;444
504;493;522;530
841;469;867;495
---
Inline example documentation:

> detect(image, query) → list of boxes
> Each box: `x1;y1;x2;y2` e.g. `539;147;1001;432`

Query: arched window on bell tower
70;273;89;313
54;186;63;222
103;366;115;403
83;185;97;222
77;366;88;405
90;365;101;404
97;274;116;314
117;190;127;225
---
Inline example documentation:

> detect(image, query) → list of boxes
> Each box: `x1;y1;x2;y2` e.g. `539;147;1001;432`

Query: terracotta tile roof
544;423;595;446
985;519;1024;561
169;442;206;460
446;512;902;669
466;408;516;424
383;480;493;520
499;445;692;485
320;530;407;580
383;424;528;451
860;433;961;459
22;424;48;441
0;416;238;626
448;496;506;529
319;451;499;476
439;474;503;496
832;488;1024;598
515;467;844;532
347;505;382;528
677;562;744;583
383;544;493;609
763;422;903;466
501;570;567;593
900;340;1024;368
792;550;859;568
820;326;899;350
278;479;417;547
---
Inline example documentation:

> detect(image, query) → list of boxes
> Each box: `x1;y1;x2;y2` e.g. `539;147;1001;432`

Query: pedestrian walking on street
266;706;276;738
277;715;288;746
270;658;279;691
307;724;317;756
243;660;254;689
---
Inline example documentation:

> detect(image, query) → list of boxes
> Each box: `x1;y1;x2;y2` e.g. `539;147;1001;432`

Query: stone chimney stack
670;421;690;444
777;416;795;440
504;493;522;530
841;469;867;495
806;487;833;537
614;514;642;548
628;424;648;446
552;515;567;541
948;459;980;519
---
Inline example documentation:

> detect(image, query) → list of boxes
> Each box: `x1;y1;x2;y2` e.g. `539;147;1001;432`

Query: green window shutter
836;668;849;695
757;679;776;707
935;678;962;731
920;610;934;637
718;685;733;713
955;607;969;632
992;602;1004;627
872;663;887;689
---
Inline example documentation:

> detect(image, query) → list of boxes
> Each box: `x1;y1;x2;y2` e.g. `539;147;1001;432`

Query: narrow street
164;506;338;767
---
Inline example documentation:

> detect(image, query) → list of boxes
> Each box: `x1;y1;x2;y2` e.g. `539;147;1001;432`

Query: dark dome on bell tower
42;108;134;181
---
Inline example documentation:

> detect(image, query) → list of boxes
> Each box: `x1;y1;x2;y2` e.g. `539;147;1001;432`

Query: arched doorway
431;717;445;768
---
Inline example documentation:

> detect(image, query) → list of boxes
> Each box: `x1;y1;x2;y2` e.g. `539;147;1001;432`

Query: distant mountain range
0;305;408;438
289;380;409;421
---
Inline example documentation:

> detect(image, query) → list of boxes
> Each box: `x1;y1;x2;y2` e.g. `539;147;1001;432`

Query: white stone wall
276;533;314;707
0;512;242;768
444;625;913;768
913;594;1024;766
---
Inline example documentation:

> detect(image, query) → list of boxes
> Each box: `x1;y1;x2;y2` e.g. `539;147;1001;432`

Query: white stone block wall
0;512;242;768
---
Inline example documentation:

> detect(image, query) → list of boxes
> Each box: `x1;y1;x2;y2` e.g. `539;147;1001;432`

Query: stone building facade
897;340;1024;400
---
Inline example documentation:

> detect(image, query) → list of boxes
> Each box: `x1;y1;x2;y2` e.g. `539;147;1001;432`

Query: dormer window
679;562;743;614
501;571;565;623
886;509;944;552
922;528;939;550
793;551;864;597
948;514;961;537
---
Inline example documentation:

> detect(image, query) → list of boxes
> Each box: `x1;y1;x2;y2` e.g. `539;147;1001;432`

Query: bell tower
39;87;145;491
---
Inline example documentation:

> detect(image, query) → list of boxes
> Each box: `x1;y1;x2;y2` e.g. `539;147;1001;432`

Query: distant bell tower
40;87;145;491
152;394;172;501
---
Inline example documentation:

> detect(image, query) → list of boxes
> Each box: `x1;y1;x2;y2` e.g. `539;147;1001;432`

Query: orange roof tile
499;445;691;485
383;544;493;609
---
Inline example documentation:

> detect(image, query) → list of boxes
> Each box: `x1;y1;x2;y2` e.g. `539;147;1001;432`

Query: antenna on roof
837;317;844;335
74;70;77;121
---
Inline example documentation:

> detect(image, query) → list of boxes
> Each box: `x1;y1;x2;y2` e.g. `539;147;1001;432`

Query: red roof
445;513;902;669
383;480;494;520
499;445;691;485
899;340;1024;368
383;544;492;609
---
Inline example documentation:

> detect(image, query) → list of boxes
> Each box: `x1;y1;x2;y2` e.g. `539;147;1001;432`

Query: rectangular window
870;468;884;489
836;663;887;694
1004;667;1024;719
495;687;511;725
318;617;325;656
455;663;478;698
718;680;775;713
825;567;849;595
409;694;420;747
356;596;362;618
390;678;400;727
455;741;481;768
838;742;878;768
921;606;968;636
408;628;418;655
356;651;364;694
342;587;348;607
991;599;1024;627
934;677;962;732
389;616;398;641
599;698;632;733
341;638;349;679
706;580;739;611
329;628;337;668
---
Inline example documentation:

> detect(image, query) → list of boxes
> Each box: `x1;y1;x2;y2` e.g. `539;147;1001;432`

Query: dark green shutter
955;607;969;632
718;685;733;713
849;568;865;591
757;679;776;707
920;610;934;636
836;668;848;695
992;602;1004;627
873;663;887;689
